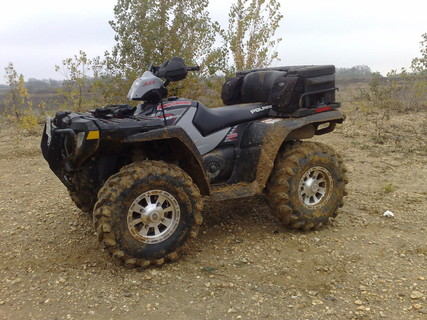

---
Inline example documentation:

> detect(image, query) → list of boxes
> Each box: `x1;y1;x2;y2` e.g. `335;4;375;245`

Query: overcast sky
1;0;426;83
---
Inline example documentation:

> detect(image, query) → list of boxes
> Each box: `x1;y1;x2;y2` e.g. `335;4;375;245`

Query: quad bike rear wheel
266;141;348;230
93;160;203;267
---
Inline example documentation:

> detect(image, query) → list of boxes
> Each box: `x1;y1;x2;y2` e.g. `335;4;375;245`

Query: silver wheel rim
127;190;180;244
298;166;333;209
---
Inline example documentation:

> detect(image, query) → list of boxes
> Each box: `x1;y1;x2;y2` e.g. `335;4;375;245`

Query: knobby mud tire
93;160;203;268
266;141;348;231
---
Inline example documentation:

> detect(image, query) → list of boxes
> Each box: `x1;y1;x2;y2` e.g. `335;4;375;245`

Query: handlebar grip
187;66;200;72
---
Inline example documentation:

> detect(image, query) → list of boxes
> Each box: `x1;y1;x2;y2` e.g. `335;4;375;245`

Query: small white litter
383;210;395;218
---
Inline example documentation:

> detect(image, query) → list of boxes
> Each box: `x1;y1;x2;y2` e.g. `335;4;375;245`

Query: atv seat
193;102;270;136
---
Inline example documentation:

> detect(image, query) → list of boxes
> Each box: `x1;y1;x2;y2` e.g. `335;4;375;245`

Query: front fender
124;126;211;196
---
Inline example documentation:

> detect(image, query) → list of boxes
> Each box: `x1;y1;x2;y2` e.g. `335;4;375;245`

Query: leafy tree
55;50;93;111
106;0;218;79
411;33;427;73
4;63;32;120
104;0;283;96
2;63;42;133
224;0;283;74
57;0;284;107
84;0;222;104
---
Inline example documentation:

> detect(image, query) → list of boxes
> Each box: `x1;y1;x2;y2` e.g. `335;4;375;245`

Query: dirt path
0;106;426;319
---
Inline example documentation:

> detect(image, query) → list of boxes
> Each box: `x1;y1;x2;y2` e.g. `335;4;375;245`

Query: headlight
76;132;86;151
45;116;53;146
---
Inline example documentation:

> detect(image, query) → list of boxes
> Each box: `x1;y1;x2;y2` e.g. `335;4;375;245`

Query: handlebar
187;66;200;72
150;64;200;75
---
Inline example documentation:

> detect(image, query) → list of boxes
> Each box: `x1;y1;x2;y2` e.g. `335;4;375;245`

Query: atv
41;57;347;267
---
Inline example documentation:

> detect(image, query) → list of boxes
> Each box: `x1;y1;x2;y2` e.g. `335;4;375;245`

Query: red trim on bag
316;106;331;113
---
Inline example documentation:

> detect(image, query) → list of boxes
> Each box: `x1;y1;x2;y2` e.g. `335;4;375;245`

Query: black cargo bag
221;75;245;105
221;65;337;115
268;74;304;114
269;65;336;114
241;71;284;103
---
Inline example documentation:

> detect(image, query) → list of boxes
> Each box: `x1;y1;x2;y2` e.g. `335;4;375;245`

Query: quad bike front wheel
93;160;203;267
266;141;348;230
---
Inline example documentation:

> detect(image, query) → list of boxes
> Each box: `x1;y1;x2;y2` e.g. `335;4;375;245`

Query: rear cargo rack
299;87;338;108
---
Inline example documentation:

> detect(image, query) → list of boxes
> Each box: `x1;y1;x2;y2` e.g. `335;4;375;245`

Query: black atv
41;57;348;267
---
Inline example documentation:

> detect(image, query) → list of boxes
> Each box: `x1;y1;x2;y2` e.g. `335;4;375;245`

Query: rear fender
249;110;345;193
124;126;210;195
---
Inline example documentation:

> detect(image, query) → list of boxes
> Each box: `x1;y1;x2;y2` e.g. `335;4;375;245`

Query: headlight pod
76;132;86;151
73;130;100;167
53;127;100;169
45;116;53;146
76;130;99;151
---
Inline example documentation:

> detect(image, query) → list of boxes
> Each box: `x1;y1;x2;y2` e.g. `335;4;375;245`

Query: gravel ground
0;105;426;320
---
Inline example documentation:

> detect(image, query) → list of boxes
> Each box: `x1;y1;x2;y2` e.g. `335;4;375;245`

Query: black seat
193;102;270;136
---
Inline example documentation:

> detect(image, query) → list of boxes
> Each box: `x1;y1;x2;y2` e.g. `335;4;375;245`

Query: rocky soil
0;103;426;319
